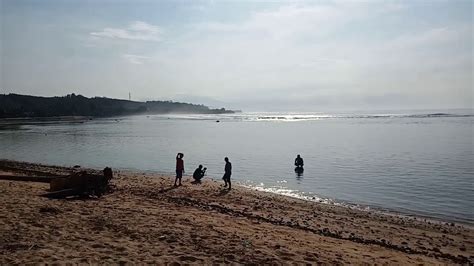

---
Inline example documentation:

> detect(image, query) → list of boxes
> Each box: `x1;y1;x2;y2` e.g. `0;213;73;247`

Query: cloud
147;2;471;109
8;1;468;110
194;4;346;40
91;21;162;41
122;54;150;65
384;27;463;49
193;2;398;40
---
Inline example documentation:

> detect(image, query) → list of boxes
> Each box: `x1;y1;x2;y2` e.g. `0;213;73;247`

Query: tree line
0;93;235;118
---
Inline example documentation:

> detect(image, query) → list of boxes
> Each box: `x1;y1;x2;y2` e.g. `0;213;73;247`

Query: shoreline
1;159;473;264
243;183;474;228
97;165;474;227
113;167;474;227
3;159;472;227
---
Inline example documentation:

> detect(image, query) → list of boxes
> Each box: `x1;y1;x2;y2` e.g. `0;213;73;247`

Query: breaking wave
150;111;473;122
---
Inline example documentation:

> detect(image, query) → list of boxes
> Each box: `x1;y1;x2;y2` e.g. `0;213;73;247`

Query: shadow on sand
159;185;179;193
215;188;230;196
61;195;101;201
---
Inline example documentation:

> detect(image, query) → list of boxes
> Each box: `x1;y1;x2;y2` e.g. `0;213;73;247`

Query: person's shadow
159;185;179;193
216;188;230;196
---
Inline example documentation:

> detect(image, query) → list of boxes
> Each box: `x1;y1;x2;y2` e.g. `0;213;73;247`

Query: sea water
1;110;473;224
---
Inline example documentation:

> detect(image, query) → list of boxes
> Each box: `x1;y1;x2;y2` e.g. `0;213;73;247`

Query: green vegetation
0;93;234;118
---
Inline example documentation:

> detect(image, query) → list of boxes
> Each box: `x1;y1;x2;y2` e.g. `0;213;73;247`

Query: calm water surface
1;111;473;224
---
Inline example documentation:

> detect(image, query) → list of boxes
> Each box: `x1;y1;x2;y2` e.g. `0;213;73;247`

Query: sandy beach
0;160;472;264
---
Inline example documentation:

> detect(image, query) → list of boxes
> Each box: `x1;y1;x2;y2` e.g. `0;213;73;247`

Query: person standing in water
222;157;232;190
295;154;304;167
294;154;304;176
294;154;304;168
175;153;185;186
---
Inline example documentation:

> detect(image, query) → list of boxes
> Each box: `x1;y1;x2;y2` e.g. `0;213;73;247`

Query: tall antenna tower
129;92;131;101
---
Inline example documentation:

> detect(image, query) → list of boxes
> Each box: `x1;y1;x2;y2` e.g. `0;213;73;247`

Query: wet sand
0;160;472;264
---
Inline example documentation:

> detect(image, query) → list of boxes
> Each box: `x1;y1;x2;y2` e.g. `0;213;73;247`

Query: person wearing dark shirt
175;153;184;186
193;165;206;183
294;154;304;175
222;157;232;190
294;154;304;168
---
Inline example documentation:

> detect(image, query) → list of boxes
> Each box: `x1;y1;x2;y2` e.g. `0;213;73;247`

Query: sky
1;0;472;111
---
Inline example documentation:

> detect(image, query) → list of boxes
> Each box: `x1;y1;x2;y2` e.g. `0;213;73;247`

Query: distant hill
0;93;235;118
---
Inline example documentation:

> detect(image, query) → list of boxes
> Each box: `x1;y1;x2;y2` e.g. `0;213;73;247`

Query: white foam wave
146;111;473;122
240;183;334;205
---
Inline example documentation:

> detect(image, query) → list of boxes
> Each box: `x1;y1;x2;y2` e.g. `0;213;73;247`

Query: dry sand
0;160;472;264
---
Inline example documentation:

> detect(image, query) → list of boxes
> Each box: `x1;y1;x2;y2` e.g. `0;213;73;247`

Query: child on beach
175;153;184;186
223;157;232;190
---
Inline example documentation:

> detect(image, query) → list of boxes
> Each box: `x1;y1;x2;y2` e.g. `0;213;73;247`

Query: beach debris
41;167;114;199
241;239;252;248
28;243;39;251
39;206;61;214
0;175;52;183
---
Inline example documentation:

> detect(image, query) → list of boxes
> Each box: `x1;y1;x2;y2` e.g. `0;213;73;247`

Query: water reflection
295;166;304;178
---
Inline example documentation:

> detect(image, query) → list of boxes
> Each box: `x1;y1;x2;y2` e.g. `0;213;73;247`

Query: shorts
222;173;231;181
176;170;183;178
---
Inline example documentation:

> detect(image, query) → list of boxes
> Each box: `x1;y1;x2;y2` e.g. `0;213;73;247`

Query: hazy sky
1;0;472;111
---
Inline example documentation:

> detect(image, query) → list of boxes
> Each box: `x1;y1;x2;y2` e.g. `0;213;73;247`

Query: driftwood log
0;175;53;183
42;167;113;199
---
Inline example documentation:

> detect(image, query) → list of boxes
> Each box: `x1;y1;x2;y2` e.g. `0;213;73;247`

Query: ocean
1;109;473;224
